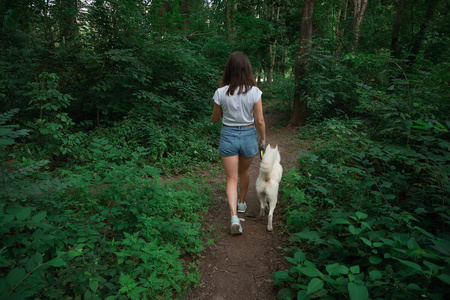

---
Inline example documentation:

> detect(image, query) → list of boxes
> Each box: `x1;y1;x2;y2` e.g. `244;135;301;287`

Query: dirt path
186;112;304;300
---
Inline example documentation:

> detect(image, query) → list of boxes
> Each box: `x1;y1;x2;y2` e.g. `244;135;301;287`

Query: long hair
220;52;257;96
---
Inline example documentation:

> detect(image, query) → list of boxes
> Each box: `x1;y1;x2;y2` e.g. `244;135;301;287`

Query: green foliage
24;72;80;159
0;109;28;145
1;126;214;298
264;75;294;121
275;53;450;298
276;117;449;298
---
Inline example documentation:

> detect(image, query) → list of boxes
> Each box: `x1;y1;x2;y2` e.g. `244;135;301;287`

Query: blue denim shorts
219;125;258;158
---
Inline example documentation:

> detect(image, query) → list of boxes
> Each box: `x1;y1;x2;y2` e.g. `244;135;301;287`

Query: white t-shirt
213;85;262;126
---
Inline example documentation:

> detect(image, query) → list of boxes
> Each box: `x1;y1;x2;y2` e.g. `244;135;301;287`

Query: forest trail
186;111;304;300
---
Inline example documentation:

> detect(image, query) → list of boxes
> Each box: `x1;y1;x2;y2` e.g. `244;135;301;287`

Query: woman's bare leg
221;155;239;217
238;155;255;204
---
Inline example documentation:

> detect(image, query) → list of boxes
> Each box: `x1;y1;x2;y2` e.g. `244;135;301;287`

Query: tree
289;0;315;127
56;0;79;47
335;0;349;56
408;0;440;66
268;1;280;85
390;0;407;58
352;0;368;50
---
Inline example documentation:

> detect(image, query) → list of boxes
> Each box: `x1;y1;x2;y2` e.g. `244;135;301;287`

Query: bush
274;55;450;299
0;118;214;299
275;116;450;298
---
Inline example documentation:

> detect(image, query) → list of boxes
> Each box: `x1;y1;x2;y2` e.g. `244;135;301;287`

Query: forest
1;0;449;299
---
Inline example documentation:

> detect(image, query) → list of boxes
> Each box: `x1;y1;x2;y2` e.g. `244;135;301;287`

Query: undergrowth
0;109;215;299
271;54;450;299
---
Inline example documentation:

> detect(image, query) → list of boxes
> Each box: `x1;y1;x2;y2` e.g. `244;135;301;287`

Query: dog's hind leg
266;189;278;231
257;191;266;217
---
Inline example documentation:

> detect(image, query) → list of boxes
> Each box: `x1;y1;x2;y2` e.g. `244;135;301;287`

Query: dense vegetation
1;0;449;299
271;51;450;298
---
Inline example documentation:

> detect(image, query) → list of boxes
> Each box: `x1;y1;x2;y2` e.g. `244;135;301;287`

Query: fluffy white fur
256;144;282;231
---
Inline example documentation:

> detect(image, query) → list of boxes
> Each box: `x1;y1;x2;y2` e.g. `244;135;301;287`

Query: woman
211;52;266;235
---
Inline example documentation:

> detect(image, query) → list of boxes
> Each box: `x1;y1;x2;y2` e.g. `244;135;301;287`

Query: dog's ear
275;145;279;151
266;144;271;150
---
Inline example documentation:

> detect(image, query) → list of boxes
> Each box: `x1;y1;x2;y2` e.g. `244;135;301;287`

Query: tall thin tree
352;0;368;50
390;0;407;58
408;0;440;66
289;0;315;127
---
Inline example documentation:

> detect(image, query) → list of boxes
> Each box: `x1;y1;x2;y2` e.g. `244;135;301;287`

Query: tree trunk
268;5;280;85
390;0;406;58
352;0;368;50
335;0;348;57
408;0;440;66
179;0;190;30
58;0;79;47
289;0;315;127
226;0;236;41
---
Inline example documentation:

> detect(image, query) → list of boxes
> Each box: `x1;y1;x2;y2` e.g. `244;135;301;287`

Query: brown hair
220;51;257;96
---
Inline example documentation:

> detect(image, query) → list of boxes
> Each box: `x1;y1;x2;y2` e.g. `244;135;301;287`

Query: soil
185;111;307;300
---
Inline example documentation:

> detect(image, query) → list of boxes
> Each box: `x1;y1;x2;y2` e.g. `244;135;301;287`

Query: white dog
256;144;282;231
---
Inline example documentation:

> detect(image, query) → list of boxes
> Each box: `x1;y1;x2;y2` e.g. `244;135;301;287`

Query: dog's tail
260;145;280;181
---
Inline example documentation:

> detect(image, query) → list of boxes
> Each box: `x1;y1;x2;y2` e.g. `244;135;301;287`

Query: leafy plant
276;86;449;298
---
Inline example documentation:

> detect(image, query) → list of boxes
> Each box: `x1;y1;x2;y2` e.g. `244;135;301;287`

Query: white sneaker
230;215;243;235
237;202;247;213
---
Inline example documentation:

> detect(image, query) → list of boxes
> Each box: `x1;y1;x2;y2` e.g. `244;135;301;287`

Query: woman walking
211;52;266;235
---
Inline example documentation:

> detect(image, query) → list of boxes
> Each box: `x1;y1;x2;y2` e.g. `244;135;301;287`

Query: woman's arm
211;103;222;123
253;98;266;145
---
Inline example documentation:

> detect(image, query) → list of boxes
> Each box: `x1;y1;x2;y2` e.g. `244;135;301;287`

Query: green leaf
406;283;421;290
297;290;308;299
437;274;450;285
46;257;67;267
327;238;343;248
423;260;441;272
7;268;26;286
284;256;297;264
395;258;422;272
306;278;324;294
360;222;372;230
349;225;362;235
67;250;83;258
316;186;328;195
294;250;306;263
16;207;32;220
26;252;43;271
407;238;420;249
350;265;360;274
380;238;395;246
299;267;322;277
326;263;348;276
272;270;291;280
31;211;47;223
332;218;350;225
348;282;369;300
369;270;382;280
0;138;15;145
355;212;368;219
90;149;103;154
369;256;382;264
360;237;372;247
295;231;321;240
89;280;99;292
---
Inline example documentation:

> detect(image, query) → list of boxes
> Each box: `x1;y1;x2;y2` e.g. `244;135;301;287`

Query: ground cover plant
271;53;450;299
0;109;217;299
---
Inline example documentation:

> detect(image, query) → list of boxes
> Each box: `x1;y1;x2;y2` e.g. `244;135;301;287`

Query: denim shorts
219;125;258;158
